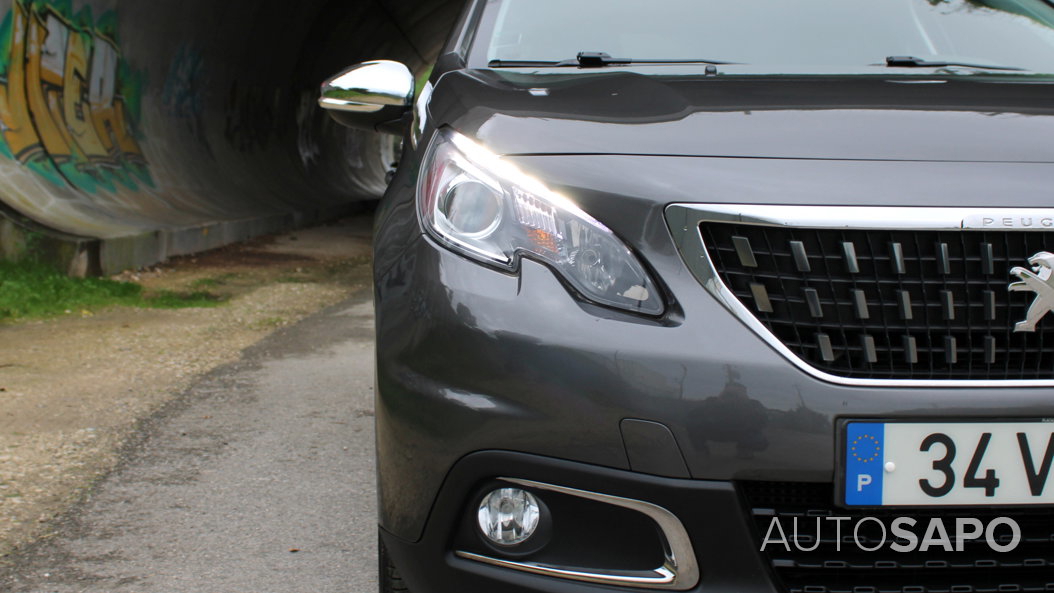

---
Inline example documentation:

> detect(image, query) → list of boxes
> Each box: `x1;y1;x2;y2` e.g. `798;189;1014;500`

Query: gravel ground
0;214;374;561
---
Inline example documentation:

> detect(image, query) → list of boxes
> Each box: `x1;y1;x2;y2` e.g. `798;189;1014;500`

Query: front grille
701;223;1054;380
741;481;1054;593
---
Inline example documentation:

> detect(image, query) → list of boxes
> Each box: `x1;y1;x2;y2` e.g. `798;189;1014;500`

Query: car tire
379;533;410;593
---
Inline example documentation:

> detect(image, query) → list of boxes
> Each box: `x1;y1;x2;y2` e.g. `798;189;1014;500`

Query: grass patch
0;261;225;321
144;290;227;309
190;273;238;289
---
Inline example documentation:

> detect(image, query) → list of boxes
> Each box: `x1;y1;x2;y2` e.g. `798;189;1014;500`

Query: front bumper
383;451;1054;593
374;234;1054;542
380;450;774;593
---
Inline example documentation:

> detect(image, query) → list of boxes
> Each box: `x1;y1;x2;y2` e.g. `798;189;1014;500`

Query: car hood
429;68;1054;162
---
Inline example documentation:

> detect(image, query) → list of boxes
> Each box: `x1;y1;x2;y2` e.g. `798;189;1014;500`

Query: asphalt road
1;291;378;593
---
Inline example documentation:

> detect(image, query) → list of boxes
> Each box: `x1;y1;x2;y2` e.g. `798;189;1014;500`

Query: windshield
475;0;1054;74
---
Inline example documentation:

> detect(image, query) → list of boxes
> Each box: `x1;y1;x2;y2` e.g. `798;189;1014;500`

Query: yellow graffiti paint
63;27;111;164
90;36;144;164
26;8;79;166
0;2;44;164
0;0;150;191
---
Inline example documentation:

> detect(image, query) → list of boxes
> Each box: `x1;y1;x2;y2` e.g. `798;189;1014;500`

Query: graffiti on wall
162;43;209;153
0;0;151;193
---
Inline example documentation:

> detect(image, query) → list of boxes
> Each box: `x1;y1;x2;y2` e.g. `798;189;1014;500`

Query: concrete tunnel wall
0;0;464;274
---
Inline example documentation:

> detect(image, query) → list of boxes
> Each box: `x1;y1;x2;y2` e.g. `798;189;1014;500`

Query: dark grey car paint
429;69;1054;162
372;5;1054;549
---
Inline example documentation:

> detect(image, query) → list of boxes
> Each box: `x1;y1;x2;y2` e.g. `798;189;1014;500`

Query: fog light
477;487;540;546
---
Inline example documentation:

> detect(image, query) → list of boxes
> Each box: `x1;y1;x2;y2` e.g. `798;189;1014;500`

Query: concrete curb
1;202;366;276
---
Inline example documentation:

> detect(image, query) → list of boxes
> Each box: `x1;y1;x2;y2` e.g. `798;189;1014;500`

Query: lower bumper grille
741;481;1054;593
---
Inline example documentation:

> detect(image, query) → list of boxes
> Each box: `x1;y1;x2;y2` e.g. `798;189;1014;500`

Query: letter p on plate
857;474;872;492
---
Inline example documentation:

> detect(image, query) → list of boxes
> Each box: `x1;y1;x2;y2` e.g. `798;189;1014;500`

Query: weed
190;273;238;289
0;261;225;321
144;290;227;309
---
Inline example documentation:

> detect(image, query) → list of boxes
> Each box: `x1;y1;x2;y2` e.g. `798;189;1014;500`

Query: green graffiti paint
0;0;153;194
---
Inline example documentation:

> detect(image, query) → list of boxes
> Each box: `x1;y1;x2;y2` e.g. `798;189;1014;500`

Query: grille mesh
741;481;1054;593
700;223;1054;380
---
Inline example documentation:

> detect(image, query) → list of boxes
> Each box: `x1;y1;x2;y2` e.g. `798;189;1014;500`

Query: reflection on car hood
430;68;1054;163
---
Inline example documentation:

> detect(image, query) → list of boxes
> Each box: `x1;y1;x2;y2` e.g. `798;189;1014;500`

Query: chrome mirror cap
319;60;414;114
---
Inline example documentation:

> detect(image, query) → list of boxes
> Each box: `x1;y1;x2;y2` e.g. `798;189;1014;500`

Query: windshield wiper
573;52;739;67
487;59;575;67
488;52;740;69
885;55;1026;71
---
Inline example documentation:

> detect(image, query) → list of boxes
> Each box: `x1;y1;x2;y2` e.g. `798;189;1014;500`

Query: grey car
319;1;1054;591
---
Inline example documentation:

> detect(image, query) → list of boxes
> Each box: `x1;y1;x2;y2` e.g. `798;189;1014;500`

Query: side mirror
319;60;414;133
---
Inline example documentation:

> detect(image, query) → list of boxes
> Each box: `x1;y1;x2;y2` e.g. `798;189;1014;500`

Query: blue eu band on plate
844;421;1054;506
845;423;887;506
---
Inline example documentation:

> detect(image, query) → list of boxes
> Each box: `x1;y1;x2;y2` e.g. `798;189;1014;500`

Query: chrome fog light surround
456;478;699;590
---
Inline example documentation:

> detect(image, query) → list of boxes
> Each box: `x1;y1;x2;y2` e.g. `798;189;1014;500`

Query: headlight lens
417;128;663;315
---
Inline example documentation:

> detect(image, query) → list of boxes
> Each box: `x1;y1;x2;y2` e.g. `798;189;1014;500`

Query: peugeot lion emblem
1009;252;1054;332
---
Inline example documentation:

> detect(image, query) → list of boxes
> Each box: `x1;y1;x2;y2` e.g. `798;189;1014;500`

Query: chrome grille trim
664;204;1054;388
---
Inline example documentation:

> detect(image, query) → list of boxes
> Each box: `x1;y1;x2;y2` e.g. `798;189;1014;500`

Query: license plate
842;420;1054;506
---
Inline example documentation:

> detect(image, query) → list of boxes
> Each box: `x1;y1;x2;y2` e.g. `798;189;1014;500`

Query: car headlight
417;128;663;315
